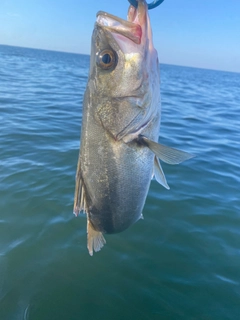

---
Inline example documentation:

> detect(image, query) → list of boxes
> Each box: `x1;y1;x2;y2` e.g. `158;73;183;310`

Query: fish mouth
96;0;147;44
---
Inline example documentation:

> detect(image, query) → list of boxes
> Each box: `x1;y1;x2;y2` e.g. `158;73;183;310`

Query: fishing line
128;0;164;10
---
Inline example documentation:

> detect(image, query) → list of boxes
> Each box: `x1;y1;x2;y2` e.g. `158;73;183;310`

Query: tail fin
87;219;106;256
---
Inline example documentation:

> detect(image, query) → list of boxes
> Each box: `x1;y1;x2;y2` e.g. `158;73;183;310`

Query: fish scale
74;0;193;255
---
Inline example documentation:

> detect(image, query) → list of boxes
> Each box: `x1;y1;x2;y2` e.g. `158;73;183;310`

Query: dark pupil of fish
102;53;111;65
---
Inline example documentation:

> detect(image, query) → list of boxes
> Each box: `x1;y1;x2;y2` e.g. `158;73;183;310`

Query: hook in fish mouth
96;11;142;44
128;0;164;10
96;0;151;45
96;1;147;46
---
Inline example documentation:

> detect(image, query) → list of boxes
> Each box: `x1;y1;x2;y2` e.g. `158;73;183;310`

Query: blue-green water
0;44;240;320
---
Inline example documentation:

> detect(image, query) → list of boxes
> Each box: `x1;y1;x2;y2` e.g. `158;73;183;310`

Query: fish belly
79;103;158;234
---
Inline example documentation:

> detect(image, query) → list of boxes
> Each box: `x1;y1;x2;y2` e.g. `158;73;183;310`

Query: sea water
0;44;240;320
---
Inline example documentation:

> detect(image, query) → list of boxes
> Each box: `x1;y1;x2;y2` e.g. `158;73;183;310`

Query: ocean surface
0;44;239;320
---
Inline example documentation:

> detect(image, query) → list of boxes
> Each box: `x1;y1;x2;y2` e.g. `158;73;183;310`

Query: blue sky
0;0;240;73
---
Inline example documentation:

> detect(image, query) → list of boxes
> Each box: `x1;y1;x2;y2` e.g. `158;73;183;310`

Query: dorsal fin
73;159;87;216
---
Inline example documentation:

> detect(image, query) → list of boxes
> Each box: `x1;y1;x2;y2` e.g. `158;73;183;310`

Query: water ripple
1;46;240;319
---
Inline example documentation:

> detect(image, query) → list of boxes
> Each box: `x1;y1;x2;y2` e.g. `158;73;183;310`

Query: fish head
89;0;160;141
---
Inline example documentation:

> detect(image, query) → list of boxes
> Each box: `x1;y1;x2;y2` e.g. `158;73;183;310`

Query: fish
73;0;194;255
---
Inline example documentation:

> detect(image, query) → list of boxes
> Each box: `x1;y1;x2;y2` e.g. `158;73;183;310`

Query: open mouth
96;1;147;44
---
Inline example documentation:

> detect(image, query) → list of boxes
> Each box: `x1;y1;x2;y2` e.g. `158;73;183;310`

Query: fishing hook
128;0;164;10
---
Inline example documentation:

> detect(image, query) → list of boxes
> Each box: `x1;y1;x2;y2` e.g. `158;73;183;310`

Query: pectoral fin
140;135;195;164
138;135;194;189
154;156;170;189
87;219;106;256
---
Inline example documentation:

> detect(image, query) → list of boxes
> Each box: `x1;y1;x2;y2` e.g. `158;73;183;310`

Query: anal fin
87;219;106;256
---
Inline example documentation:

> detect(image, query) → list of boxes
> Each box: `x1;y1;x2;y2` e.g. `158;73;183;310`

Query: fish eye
97;49;116;70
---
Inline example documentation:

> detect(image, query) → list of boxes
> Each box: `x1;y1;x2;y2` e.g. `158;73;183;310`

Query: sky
0;0;240;73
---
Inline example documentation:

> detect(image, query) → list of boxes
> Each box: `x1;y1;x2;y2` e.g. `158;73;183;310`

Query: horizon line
0;43;239;75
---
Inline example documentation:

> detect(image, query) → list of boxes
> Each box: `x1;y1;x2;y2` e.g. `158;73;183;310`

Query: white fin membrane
142;136;195;164
153;156;170;189
87;219;106;256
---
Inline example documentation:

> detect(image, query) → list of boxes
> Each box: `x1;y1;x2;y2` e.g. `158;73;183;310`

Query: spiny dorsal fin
154;156;170;189
87;219;106;256
140;135;195;164
73;159;87;216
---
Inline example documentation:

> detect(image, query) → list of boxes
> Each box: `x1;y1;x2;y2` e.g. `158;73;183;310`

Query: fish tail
87;219;106;256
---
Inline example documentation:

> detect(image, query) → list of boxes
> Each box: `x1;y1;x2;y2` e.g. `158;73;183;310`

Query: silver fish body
74;0;193;255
